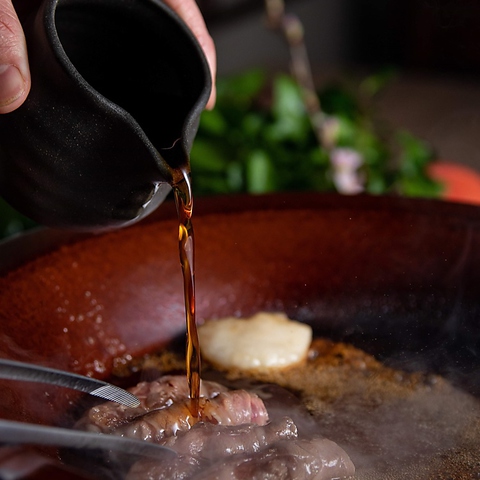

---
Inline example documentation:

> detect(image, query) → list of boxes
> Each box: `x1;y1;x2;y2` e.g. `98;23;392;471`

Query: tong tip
89;384;140;408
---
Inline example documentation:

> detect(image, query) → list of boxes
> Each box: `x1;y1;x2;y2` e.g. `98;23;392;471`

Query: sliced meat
197;437;355;480
201;389;269;427
77;376;355;480
126;457;196;480
126;418;355;480
113;390;269;442
113;401;196;442
76;375;227;433
161;417;298;459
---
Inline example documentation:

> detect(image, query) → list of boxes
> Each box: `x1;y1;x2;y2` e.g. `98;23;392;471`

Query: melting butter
198;312;312;370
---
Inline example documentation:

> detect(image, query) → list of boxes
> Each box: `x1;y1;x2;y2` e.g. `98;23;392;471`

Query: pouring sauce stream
173;168;201;417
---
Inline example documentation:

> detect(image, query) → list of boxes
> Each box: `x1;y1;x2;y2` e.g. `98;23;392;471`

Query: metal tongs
0;420;176;480
0;359;175;479
0;358;140;407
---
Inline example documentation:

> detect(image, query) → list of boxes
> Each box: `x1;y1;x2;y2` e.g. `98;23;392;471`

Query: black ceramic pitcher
0;0;211;230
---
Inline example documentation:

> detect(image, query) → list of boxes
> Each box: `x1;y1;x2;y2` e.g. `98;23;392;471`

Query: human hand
163;0;216;109
0;0;31;113
0;0;216;114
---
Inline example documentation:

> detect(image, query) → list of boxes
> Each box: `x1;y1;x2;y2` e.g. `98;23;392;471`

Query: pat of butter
198;312;312;370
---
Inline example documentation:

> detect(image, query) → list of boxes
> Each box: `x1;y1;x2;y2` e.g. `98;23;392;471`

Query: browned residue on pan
130;338;480;480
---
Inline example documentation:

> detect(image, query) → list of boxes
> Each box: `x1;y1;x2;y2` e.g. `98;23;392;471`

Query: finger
0;0;30;113
163;0;216;109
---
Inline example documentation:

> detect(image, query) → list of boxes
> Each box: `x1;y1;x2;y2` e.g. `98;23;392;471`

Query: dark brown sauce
173;168;201;417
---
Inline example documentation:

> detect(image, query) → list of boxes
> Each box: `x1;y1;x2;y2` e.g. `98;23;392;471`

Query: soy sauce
173;168;201;417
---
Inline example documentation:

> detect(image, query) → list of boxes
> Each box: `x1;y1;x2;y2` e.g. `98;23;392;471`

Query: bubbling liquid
133;337;480;479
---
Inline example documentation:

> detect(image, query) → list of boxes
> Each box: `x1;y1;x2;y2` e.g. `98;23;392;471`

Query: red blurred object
429;161;480;206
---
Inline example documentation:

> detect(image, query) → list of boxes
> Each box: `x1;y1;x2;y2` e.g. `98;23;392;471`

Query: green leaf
265;75;310;142
394;131;442;197
365;171;388;194
227;162;244;192
334;117;357;146
241;113;265;139
187;68;442;202
216;69;266;106
397;131;435;174
319;85;359;119
194;175;231;195
246;150;275;194
399;176;444;198
198;109;228;136
272;75;305;120
190;139;228;173
309;147;329;166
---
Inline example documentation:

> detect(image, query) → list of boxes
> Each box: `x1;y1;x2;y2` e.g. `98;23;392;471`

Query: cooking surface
137;336;480;480
1;193;480;478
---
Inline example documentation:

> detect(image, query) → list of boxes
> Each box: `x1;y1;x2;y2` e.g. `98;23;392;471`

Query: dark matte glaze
0;0;211;230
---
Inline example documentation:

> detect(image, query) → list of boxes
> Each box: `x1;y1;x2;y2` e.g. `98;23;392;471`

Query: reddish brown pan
1;192;480;479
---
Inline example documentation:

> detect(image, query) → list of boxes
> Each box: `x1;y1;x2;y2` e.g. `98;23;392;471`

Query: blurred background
2;0;480;238
199;0;480;170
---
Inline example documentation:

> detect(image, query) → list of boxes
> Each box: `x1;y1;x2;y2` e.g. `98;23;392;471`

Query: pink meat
160;417;298;459
77;375;355;480
126;419;355;480
201;389;269;427
76;375;227;433
194;437;356;480
113;389;269;442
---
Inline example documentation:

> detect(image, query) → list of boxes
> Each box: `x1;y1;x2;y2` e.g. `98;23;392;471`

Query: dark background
349;0;480;76
198;0;480;76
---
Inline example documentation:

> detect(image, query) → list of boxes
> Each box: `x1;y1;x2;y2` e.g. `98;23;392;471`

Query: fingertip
201;37;216;110
0;0;31;114
0;64;30;114
0;85;29;113
162;0;217;111
205;86;216;110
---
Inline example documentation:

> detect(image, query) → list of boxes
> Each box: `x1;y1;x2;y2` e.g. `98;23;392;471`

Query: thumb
163;0;216;110
0;0;30;114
